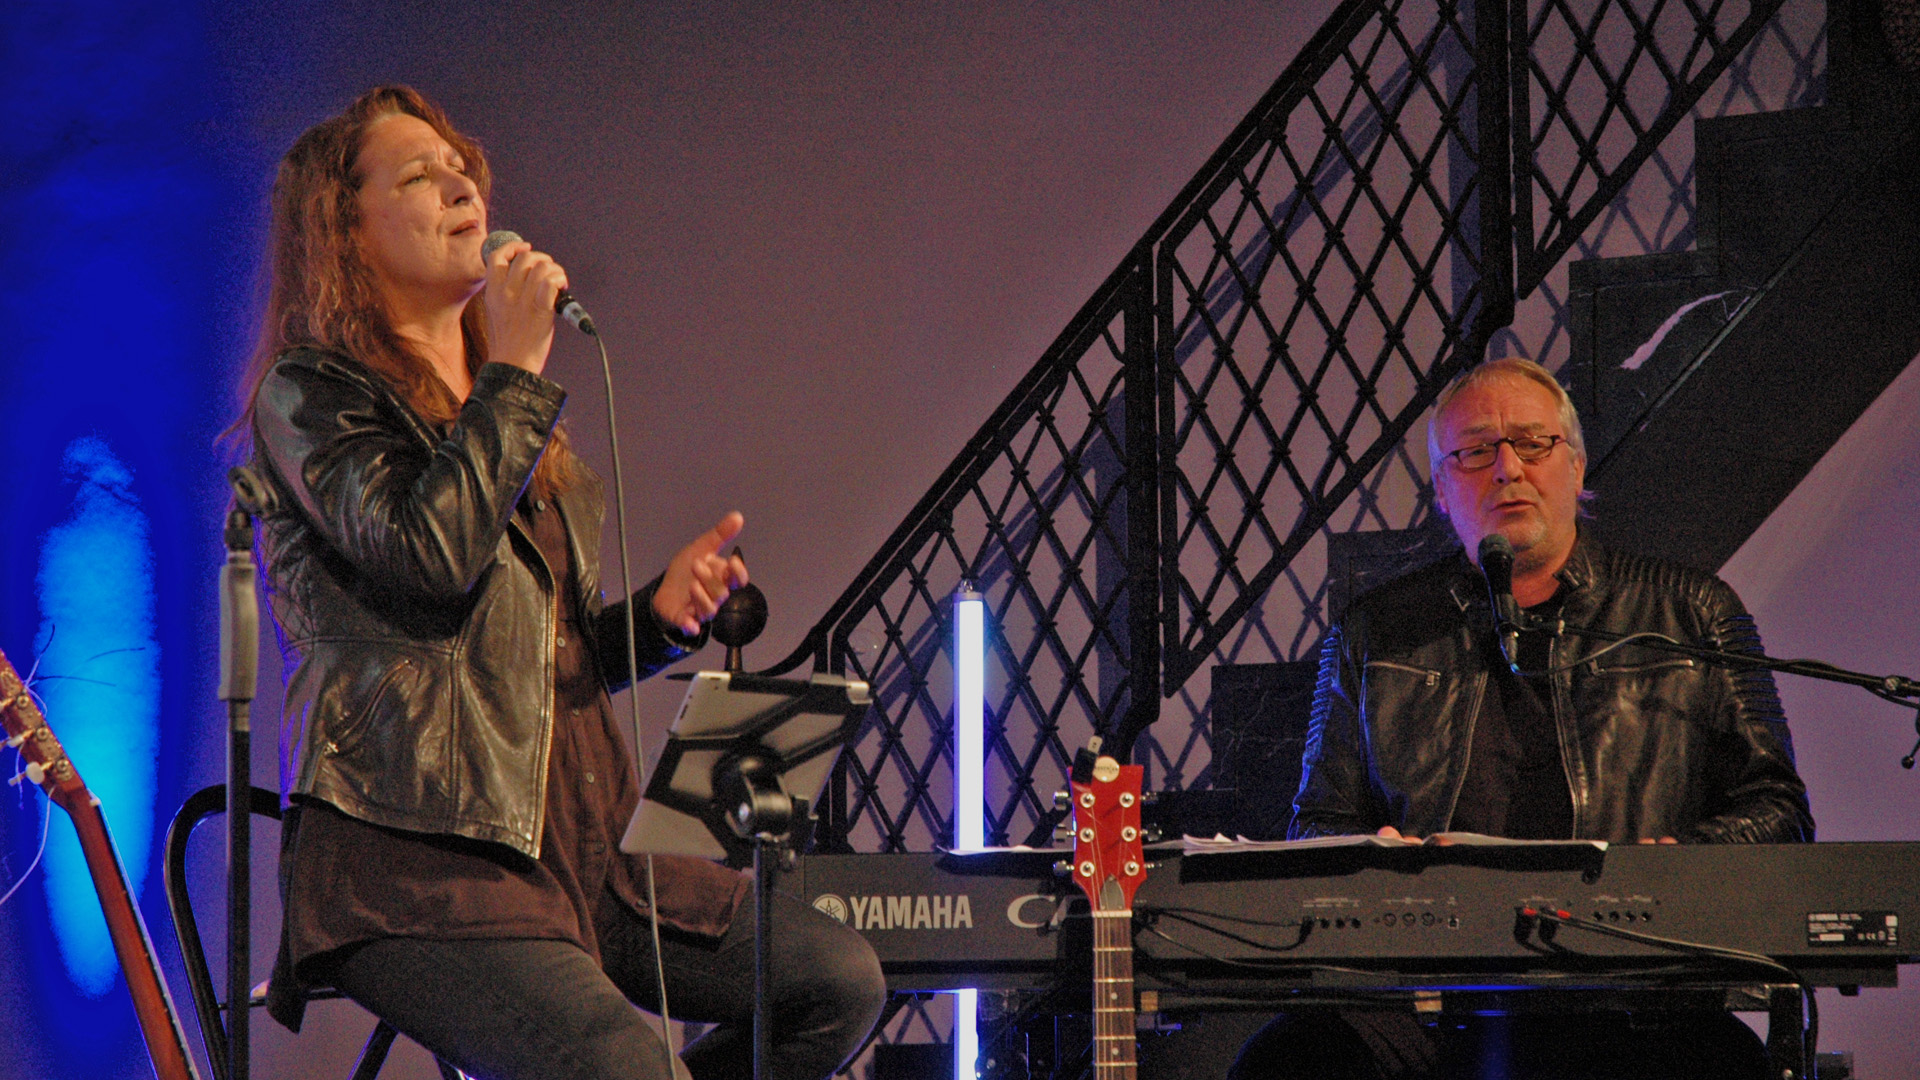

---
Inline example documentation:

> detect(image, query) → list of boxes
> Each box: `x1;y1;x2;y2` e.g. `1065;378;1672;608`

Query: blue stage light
34;436;160;997
952;584;986;1078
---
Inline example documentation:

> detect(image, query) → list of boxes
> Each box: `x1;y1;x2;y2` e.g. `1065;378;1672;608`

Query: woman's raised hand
483;237;567;376
654;512;750;637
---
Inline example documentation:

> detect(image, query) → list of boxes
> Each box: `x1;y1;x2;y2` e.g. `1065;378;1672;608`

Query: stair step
1563;101;1920;570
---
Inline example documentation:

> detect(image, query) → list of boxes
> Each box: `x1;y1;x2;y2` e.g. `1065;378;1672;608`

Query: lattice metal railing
781;265;1153;851
786;2;1826;1072
1512;0;1793;293
766;0;1807;871
1155;0;1508;696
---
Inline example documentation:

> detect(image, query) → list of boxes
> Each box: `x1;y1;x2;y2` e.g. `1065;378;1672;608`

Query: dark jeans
1227;1009;1770;1080
326;888;887;1080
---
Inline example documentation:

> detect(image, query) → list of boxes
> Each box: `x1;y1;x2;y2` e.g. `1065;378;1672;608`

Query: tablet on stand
620;667;869;1080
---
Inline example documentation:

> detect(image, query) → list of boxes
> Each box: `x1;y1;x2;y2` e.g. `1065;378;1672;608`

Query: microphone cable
499;225;688;1072
585;322;685;1076
1516;906;1816;1068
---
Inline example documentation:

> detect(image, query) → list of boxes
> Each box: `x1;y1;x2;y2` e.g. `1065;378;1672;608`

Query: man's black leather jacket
1291;535;1814;843
253;348;697;858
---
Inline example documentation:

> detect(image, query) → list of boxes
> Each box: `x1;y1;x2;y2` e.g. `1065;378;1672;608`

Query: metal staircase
768;0;1835;868
1572;1;1920;568
787;2;1875;1073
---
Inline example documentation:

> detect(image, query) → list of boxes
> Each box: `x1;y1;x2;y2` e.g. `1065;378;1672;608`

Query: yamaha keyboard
789;842;1918;993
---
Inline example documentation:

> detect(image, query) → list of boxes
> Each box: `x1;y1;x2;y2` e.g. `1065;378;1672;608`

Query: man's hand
653;512;749;636
1376;825;1444;845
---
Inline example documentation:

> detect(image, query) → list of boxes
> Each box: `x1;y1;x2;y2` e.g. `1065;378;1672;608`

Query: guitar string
0;760;52;911
1092;913;1135;1068
1;652;56;911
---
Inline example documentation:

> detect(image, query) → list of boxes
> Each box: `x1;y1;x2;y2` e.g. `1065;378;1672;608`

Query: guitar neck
1072;755;1144;1080
1;653;203;1080
69;797;204;1080
1091;904;1137;1080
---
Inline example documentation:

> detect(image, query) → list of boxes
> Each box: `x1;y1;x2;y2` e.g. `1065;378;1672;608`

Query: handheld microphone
1478;533;1524;674
482;230;596;335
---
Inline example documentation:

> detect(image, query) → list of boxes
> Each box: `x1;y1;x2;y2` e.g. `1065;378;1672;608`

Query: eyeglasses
1443;434;1566;471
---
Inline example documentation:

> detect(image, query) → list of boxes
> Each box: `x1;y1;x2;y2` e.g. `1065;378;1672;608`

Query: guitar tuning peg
1052;859;1073;879
1052;789;1070;811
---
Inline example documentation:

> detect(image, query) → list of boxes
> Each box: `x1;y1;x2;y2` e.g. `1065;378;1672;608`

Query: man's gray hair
1425;356;1588;469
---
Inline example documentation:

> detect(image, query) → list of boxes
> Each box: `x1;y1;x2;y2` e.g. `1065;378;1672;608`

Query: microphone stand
1514;612;1920;769
218;467;274;1080
711;584;781;1080
642;580;858;1080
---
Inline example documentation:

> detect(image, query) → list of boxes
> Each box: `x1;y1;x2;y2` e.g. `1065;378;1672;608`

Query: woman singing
234;85;885;1080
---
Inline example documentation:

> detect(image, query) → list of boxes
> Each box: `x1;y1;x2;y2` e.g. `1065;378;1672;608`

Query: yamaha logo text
812;893;975;930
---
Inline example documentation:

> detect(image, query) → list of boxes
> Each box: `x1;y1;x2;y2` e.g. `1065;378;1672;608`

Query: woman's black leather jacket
252;348;697;858
1291;536;1814;843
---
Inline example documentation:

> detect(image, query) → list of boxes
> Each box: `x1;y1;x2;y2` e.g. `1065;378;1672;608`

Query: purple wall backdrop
212;4;1351;1078
3;2;1914;1077
1722;355;1920;1077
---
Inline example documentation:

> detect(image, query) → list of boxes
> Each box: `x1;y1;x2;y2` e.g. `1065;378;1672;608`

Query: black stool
163;783;465;1080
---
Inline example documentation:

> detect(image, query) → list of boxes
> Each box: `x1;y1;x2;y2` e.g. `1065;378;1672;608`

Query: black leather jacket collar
1292;533;1814;843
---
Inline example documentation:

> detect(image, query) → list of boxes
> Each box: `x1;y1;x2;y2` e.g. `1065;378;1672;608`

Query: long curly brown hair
230;84;575;498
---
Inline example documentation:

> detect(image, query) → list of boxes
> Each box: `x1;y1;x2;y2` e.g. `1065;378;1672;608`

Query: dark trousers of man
1227;1008;1771;1080
324;888;888;1080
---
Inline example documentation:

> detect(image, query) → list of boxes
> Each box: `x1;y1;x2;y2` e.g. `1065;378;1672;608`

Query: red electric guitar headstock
1069;754;1146;913
1069;750;1146;1079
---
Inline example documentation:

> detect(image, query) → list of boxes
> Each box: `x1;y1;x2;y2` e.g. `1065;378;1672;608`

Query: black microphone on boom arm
1478;533;1524;675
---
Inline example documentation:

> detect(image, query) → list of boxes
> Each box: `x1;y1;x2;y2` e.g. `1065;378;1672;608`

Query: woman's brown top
272;494;745;1029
